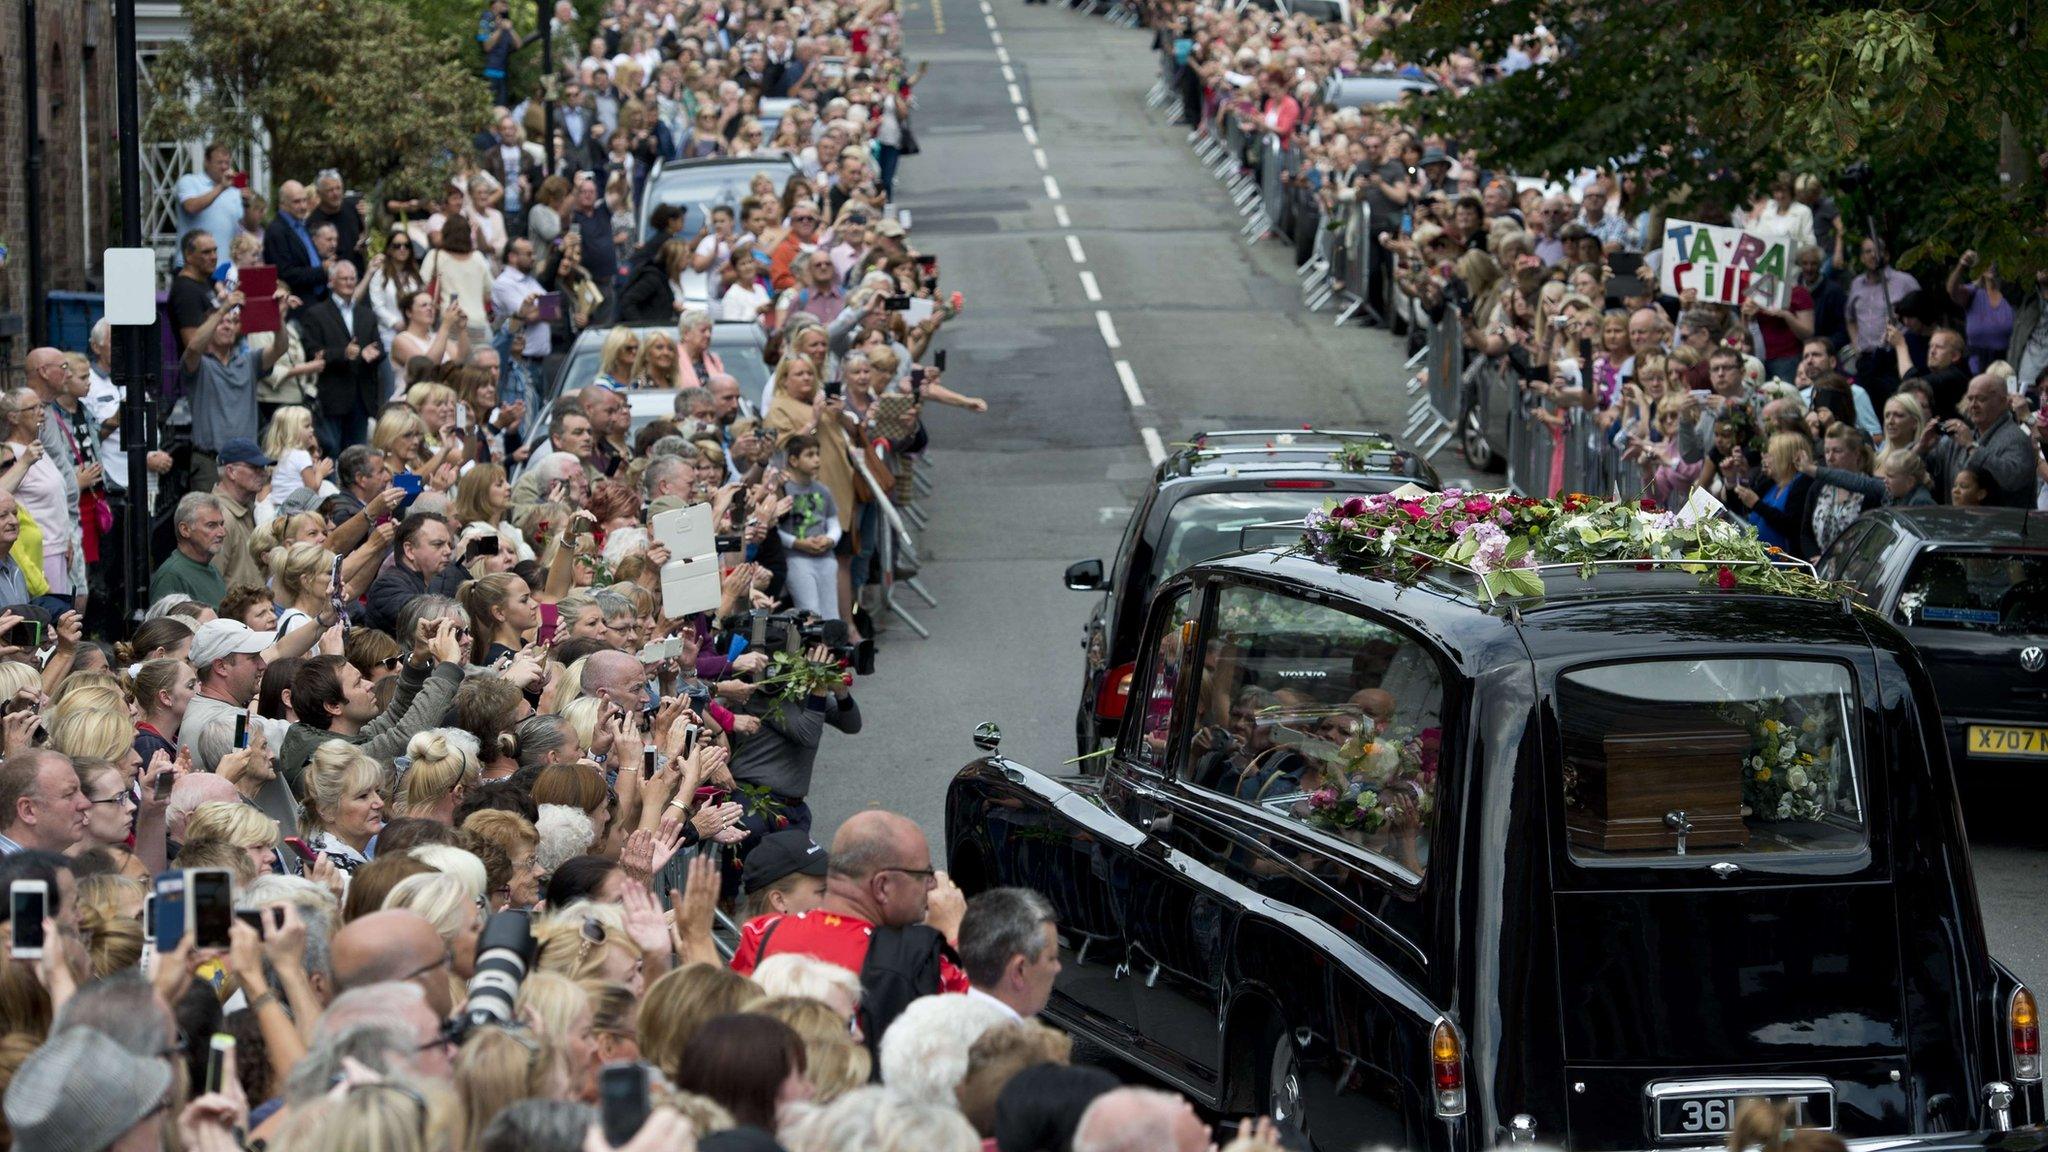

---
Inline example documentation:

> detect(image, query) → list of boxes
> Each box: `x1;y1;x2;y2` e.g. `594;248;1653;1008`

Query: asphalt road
803;0;2048;998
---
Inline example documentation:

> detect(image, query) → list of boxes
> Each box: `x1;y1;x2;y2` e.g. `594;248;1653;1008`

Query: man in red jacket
731;808;969;992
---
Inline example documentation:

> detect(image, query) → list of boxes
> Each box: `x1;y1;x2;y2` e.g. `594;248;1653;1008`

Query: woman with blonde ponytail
457;572;538;665
401;728;481;824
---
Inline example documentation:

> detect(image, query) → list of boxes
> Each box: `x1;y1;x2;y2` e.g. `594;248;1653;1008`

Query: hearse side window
1894;551;2048;632
1131;591;1197;771
1558;659;1866;864
1184;586;1445;879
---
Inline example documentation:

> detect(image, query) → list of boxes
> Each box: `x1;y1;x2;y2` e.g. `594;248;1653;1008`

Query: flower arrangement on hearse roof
1296;487;1841;601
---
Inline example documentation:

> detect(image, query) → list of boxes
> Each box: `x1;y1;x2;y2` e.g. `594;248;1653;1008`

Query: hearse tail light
1096;663;1136;720
2011;986;2041;1082
1264;479;1336;489
1431;1020;1466;1118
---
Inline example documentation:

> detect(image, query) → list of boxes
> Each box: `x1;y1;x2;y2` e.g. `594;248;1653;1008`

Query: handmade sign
1659;219;1791;309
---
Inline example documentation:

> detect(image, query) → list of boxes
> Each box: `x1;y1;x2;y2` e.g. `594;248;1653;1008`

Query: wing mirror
1064;559;1106;591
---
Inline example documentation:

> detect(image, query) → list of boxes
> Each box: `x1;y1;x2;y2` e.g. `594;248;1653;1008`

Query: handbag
851;437;895;502
896;116;921;157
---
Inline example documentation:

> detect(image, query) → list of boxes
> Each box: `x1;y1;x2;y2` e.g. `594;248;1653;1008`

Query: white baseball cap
189;619;269;669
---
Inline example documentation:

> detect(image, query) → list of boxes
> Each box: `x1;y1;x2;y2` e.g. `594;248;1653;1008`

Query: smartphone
641;744;658;781
152;872;187;953
599;1062;652;1148
234;909;268;941
884;294;911;312
205;1033;235;1095
9;881;47;960
824;379;843;399
715;533;743;553
534;292;563;321
731;487;749;529
914;253;937;270
282;836;316;864
934;349;947;373
749;613;767;649
233;713;249;750
682;724;699;760
154;766;176;802
186;868;235;951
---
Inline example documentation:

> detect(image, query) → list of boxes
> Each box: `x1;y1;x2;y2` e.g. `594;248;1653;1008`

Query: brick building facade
0;0;120;375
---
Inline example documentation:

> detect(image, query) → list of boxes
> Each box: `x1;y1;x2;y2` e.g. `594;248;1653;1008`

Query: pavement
802;0;2048;997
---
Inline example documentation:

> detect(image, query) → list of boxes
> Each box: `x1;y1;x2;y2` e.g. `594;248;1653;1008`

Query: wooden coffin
1564;726;1751;852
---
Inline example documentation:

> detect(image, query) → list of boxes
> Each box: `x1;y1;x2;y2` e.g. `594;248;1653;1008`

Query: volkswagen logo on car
2022;647;2046;673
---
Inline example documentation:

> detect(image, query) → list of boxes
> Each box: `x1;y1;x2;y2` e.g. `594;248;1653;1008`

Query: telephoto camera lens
446;910;536;1042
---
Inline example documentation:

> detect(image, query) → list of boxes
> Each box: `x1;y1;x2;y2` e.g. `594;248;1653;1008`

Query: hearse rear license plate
1653;1087;1833;1139
1968;725;2048;759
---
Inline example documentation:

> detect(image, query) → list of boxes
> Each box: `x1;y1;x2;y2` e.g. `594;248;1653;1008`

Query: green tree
145;0;492;206
1382;0;2048;271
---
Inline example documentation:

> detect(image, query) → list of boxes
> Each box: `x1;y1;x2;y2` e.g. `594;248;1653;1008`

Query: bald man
1923;372;2038;507
261;178;329;304
1072;1088;1213;1152
330;909;455;1019
579;649;649;713
730;809;968;992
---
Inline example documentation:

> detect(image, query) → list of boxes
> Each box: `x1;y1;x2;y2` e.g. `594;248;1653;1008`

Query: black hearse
951;543;2043;1150
1064;429;1438;756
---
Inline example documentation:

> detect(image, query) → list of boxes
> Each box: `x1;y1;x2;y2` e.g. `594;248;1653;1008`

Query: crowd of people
1151;0;2048;556
0;1;1299;1151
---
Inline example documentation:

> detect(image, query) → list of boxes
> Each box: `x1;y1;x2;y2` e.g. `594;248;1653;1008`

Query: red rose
1640;498;1659;511
1716;566;1737;590
1337;497;1369;517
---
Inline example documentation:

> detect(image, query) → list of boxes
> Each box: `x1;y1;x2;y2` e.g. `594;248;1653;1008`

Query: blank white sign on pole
103;247;158;325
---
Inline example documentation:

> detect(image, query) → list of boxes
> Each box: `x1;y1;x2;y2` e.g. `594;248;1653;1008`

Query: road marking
1095;310;1121;348
1007;83;1023;104
1033;147;1048;170
1021;123;1038;145
1098;506;1131;524
985;13;997;27
1066;235;1086;263
995;47;1009;63
1115;360;1146;407
1043;174;1062;200
1002;65;1016;82
1053;205;1071;227
1140;427;1167;466
1080;270;1101;301
990;30;1002;44
933;0;945;32
1016;106;1029;124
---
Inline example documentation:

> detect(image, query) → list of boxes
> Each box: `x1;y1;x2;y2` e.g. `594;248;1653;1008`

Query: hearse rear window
1557;659;1865;864
1895;552;2048;632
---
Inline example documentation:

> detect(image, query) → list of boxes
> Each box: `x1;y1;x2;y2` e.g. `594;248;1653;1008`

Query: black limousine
950;507;2042;1151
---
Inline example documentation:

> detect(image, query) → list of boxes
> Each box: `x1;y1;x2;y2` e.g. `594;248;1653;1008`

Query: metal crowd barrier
851;449;937;639
1401;311;1461;460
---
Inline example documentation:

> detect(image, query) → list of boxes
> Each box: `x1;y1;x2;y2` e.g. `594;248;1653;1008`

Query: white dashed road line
1115;361;1147;407
1095;310;1121;349
989;5;1157;469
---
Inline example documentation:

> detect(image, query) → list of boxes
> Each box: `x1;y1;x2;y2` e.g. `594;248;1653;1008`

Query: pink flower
1463;497;1494;516
1398;501;1427;520
1337;496;1369;518
1716;566;1738;591
1309;788;1338;808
